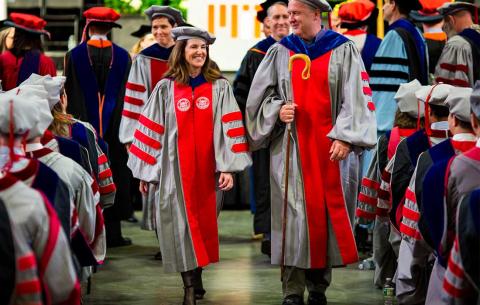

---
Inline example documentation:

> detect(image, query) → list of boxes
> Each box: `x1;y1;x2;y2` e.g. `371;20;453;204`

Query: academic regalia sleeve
357;135;387;224
33;193;80;305
434;36;473;87
213;79;252;173
81;121;116;208
369;30;410;132
246;45;286;151
119;55;149;144
327;42;377;149
127;80;169;183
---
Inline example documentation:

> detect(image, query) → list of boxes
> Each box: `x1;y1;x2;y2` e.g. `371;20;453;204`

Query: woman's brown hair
393;109;425;129
49;101;74;137
163;39;222;85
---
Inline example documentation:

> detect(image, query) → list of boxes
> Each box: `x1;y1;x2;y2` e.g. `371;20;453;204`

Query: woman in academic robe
0;13;56;91
127;26;251;305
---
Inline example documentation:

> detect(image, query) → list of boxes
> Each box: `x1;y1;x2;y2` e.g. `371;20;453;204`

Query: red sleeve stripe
232;142;249;153
355;209;376;220
222;111;243;123
363;87;372;96
435;77;470;88
99;183;116;194
448;255;465;278
227;127;246;138
402;204;420;222
367;101;376;111
443;278;465;298
362;177;380;190
400;223;421;240
361;71;369;81
358;193;377;206
126;82;146;93
38;194;60;279
124;95;144;106
122;109;141;120
98;154;108;165
134;130;162;150
18;254;36;271
381;169;391;182
139;115;164;134
377;189;390;200
439;63;468;74
16;279;42;294
376;207;389;217
98;168;113;180
405;188;416;203
91;180;99;194
130;144;157;165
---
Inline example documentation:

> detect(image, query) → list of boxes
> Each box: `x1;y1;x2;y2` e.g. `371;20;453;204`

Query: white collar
25;143;44;152
430;121;449;131
89;34;109;41
452;133;477;142
477;138;480;148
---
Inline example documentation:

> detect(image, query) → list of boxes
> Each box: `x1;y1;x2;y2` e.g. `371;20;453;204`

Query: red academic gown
0;50;56;91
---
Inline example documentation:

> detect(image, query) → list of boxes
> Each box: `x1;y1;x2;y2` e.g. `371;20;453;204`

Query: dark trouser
282;266;332;298
252;147;271;235
104;214;123;243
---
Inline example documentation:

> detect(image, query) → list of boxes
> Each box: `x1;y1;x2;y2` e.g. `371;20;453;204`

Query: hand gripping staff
281;54;311;279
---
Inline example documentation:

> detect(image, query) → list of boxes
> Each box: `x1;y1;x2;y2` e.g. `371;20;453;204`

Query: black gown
233;36;277;235
64;41;133;225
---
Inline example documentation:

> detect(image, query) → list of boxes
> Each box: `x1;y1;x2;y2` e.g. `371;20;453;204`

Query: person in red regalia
0;13;56;91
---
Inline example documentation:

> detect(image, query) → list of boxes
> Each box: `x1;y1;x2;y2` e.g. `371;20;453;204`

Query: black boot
307;292;327;305
193;268;206;300
181;271;196;305
282;294;304;305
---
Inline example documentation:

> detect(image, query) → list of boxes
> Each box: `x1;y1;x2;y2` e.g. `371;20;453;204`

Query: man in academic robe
119;6;183;237
409;0;450;77
338;0;381;73
435;2;480;87
424;81;480;304
396;87;476;305
0;92;80;305
64;7;132;247
246;0;377;304
119;5;184;144
233;0;289;257
357;80;424;288
369;0;428;139
364;0;428;178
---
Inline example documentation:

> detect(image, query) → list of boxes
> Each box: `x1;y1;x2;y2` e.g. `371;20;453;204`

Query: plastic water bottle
383;278;396;305
358;258;375;270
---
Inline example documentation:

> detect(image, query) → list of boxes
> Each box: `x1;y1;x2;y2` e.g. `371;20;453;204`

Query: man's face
288;0;317;37
269;4;290;39
383;0;395;23
152;17;174;47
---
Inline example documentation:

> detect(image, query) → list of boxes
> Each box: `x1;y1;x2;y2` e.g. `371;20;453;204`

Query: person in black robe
64;7;133;247
233;0;289;256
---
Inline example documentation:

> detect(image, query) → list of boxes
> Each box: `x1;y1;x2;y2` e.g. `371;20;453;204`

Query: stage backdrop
183;0;265;72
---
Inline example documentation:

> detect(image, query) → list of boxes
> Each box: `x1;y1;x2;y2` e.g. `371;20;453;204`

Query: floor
83;211;384;305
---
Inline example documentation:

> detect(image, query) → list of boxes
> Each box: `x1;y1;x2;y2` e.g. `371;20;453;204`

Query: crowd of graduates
0;0;480;305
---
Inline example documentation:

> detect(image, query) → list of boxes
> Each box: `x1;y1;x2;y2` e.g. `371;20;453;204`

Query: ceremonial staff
281;54;311;279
